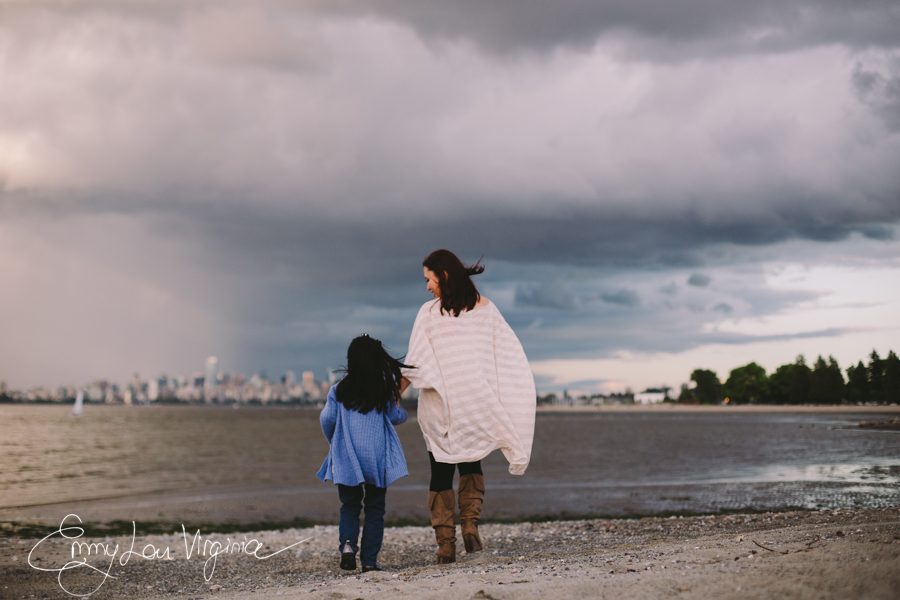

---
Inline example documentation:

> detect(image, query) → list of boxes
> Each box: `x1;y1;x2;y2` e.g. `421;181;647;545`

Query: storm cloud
320;0;900;55
688;274;712;288
1;0;898;390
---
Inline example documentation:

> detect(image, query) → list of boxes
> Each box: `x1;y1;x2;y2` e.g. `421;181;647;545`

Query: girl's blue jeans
337;483;386;567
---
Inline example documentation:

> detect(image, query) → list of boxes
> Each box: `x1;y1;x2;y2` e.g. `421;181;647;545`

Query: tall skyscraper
303;371;321;399
204;357;219;402
147;379;159;402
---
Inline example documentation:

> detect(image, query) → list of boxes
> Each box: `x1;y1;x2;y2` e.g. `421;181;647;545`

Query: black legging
429;452;483;492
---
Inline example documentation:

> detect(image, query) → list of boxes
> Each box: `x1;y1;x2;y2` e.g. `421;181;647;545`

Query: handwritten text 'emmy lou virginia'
28;514;309;597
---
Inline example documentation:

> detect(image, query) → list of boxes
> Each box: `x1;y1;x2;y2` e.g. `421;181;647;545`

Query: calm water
1;404;897;525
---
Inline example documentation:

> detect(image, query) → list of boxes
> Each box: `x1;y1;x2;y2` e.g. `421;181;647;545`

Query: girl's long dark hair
335;335;413;414
423;249;484;317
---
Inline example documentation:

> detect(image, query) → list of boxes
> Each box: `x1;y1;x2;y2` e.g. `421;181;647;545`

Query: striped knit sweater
402;299;536;475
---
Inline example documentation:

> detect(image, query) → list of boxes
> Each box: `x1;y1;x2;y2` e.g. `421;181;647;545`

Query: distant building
204;357;219;402
87;380;105;402
303;371;322;399
130;373;145;403
635;388;669;404
606;392;635;405
250;374;264;390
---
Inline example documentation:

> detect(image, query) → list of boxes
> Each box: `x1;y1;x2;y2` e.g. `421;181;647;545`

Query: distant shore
4;399;898;414
537;403;900;414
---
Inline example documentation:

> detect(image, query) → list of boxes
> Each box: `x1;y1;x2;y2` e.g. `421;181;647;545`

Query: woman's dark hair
335;335;413;414
423;249;484;317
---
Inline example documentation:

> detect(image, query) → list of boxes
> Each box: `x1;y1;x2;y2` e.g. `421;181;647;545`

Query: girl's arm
320;394;337;441
399;377;411;396
387;401;408;426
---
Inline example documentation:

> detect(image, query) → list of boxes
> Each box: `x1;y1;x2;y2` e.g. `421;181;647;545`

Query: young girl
317;334;411;572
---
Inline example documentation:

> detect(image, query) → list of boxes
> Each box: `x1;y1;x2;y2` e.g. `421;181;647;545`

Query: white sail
72;390;84;417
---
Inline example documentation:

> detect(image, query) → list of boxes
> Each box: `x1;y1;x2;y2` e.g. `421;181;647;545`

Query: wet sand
3;507;898;600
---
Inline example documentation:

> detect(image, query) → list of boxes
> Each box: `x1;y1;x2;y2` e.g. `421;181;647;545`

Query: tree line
680;349;900;405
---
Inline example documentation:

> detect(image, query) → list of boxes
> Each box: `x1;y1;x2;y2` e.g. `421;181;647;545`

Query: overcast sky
1;0;899;393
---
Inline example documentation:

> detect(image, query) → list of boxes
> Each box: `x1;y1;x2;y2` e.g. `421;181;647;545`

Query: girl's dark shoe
340;541;357;571
361;565;382;573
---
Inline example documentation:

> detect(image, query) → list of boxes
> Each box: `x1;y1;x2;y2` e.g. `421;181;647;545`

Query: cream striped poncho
402;299;536;475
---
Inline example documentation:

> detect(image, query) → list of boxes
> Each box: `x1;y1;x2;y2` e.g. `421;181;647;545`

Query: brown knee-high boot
428;490;456;564
458;474;484;553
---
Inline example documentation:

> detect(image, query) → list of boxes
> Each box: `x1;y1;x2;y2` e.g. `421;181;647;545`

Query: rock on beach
858;418;900;430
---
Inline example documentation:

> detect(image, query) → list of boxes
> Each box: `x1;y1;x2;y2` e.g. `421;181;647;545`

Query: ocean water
0;404;897;526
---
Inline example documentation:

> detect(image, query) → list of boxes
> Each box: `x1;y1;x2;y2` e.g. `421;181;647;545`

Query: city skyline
1;1;898;394
2;356;337;404
5;345;897;404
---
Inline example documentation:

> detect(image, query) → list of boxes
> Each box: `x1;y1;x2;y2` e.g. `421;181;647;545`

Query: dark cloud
320;0;900;55
857;225;895;241
515;310;857;362
688;273;712;287
184;203;900;283
600;289;640;307
4;173;897;384
1;1;899;389
515;282;577;311
853;64;900;132
659;282;679;296
531;373;559;388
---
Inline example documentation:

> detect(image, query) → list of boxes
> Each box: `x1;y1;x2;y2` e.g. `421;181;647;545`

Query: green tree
723;362;769;404
690;369;721;405
868;350;884;402
769;363;794;404
883;350;900;404
827;356;845;403
809;355;844;404
790;355;811;404
677;383;695;403
846;360;868;403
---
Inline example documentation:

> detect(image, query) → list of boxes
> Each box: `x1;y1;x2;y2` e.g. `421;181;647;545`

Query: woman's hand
400;377;411;396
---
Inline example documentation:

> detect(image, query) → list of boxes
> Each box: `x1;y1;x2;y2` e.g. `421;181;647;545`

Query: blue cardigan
316;384;409;488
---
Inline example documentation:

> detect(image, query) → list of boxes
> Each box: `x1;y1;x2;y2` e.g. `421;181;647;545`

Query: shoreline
0;503;866;540
3;507;898;600
3;401;899;414
536;403;900;414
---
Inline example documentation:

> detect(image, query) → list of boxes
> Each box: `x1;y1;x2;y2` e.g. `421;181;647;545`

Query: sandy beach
3;507;898;600
3;404;898;598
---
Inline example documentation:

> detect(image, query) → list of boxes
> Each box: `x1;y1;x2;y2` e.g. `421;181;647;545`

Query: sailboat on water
72;390;84;417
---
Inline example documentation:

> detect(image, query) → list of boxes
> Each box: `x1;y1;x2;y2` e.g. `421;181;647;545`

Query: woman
400;249;536;564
